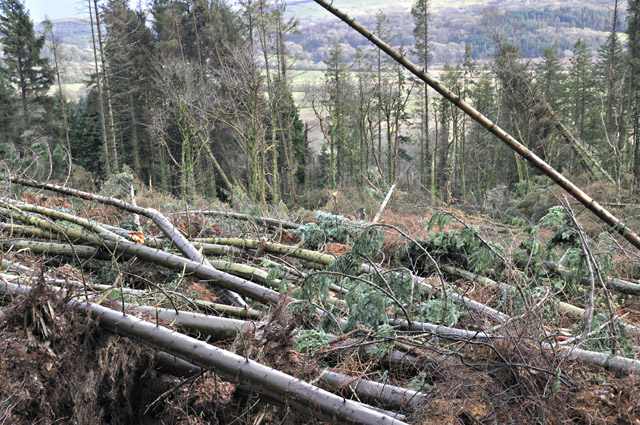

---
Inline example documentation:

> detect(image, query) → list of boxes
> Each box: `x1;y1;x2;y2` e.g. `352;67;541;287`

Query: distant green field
290;69;325;86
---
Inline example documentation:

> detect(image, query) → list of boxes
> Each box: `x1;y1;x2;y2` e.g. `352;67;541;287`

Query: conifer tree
537;42;566;112
0;0;53;137
411;0;432;192
628;0;640;188
567;39;595;142
0;67;16;151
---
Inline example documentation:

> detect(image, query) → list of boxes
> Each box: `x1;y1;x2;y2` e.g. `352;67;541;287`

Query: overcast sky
24;0;143;21
23;0;85;20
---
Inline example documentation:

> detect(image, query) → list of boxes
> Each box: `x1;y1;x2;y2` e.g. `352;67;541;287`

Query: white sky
24;0;143;21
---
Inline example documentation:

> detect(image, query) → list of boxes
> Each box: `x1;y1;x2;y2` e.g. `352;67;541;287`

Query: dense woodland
0;0;639;208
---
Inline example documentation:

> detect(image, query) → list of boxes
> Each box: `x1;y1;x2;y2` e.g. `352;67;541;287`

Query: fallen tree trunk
192;237;337;265
0;202;287;307
0;278;408;425
373;184;396;224
129;305;251;340
0;238;112;260
442;265;640;337
0;267;263;320
389;318;493;341
9;178;247;307
318;369;427;409
169;210;304;230
541;261;640;296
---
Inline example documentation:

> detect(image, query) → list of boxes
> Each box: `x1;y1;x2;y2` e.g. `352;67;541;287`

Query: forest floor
2;177;640;424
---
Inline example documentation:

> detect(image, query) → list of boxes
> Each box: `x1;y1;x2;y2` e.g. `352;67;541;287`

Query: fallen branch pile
2;178;640;424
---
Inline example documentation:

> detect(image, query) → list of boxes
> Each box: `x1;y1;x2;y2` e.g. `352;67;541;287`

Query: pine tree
411;0;431;192
0;0;53;137
567;39;595;142
628;0;640;189
316;39;351;189
596;0;628;185
0;67;16;152
537;42;566;112
103;0;157;181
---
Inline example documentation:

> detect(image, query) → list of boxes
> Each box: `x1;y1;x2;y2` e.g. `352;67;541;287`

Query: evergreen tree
628;0;640;188
567;39;595;142
103;0;157;182
0;0;53;137
537;42;566;112
411;0;432;191
316;39;351;189
0;67;17;153
595;0;628;185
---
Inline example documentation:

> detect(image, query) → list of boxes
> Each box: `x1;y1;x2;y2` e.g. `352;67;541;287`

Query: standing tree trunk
94;0;119;174
88;0;111;175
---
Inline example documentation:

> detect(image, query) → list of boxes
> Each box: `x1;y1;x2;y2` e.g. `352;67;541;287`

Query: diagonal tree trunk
310;0;640;251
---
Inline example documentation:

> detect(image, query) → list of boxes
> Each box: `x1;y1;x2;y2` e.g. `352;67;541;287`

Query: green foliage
95;260;123;287
300;251;362;308
345;284;388;329
295;222;325;249
573;312;634;356
540;206;570;232
407;370;433;392
0;0;53;132
295;329;330;355
517;221;542;258
375;269;416;306
119;216;139;231
414;298;465;326
100;170;135;198
420;212;506;274
370;323;396;357
295;211;365;249
351;226;384;258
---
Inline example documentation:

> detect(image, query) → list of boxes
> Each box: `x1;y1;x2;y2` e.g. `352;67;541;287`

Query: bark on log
442;264;640;336
129;305;252;340
169;210;303;230
192;237;337;265
388;318;493;341
318;370;427;409
1;202;286;306
0;266;263;320
542;261;640;296
1;239;112;260
373;184;396;224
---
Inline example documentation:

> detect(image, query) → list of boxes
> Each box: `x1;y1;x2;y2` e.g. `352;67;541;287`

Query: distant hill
24;0;624;97
287;0;622;68
33;18;94;99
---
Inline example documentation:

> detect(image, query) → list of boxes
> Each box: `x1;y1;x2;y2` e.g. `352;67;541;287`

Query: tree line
1;0;640;207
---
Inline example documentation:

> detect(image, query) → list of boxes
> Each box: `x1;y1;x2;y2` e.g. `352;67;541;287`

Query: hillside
33;0;623;95
34;17;94;99
288;0;620;68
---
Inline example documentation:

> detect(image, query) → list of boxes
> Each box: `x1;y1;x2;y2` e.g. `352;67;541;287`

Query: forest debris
0;278;409;425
